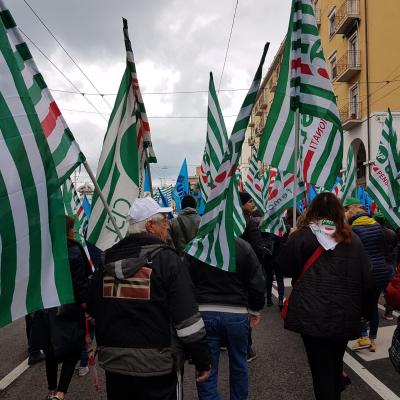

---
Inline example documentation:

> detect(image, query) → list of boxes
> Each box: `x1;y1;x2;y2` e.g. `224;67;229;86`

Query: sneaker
220;346;227;351
28;351;45;366
352;337;371;350
78;366;90;377
369;341;376;352
247;349;257;362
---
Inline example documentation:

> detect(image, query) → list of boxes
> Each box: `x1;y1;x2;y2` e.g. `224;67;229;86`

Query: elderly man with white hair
90;197;211;400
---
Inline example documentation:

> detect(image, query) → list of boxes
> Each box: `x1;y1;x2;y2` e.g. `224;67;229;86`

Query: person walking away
239;191;270;361
374;211;397;320
278;193;374;400
187;237;265;400
169;194;201;256
89;198;211;400
33;216;90;400
346;203;391;352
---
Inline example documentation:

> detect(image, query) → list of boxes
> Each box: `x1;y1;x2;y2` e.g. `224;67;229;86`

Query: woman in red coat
385;265;400;310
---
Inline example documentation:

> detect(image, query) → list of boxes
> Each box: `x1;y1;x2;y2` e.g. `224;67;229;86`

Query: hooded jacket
169;207;201;256
89;233;210;377
278;227;375;340
349;213;391;291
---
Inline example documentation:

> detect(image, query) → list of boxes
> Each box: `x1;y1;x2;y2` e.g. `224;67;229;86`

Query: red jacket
385;265;400;310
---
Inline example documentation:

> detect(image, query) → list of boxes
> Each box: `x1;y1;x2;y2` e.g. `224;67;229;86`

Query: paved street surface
1;282;399;400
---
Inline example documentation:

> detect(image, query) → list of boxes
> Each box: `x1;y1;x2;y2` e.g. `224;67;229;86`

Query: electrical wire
60;108;238;119
218;0;239;92
19;28;109;123
23;0;113;110
48;87;250;96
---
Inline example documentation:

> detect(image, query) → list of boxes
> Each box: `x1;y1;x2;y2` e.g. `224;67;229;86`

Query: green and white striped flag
367;109;400;228
87;19;157;251
258;0;342;190
62;179;94;269
0;2;85;185
198;71;246;234
199;72;229;202
339;146;357;201
260;170;305;236
0;9;74;328
244;146;265;213
186;44;268;271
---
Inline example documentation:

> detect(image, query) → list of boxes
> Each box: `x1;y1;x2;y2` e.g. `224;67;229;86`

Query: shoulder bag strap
295;245;324;287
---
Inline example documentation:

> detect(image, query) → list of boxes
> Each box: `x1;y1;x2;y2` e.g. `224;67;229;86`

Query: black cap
239;191;252;206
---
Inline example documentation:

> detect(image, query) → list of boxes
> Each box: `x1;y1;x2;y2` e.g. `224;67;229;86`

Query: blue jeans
197;311;249;400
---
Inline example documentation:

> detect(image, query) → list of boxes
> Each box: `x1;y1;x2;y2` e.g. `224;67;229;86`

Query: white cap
128;197;172;223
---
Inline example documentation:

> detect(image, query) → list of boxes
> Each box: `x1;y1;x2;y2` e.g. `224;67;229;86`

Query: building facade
241;0;400;187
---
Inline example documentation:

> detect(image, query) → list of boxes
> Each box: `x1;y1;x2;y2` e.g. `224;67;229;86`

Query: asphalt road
0;289;399;399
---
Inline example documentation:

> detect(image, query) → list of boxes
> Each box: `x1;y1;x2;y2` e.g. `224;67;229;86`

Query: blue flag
197;191;206;216
357;186;373;214
82;194;91;220
307;185;318;204
172;159;189;212
144;164;151;193
158;188;173;219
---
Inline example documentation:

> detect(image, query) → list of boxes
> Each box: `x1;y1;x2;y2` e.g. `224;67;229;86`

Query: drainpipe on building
364;0;371;180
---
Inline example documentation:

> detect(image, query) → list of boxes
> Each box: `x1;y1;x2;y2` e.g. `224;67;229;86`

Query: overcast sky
10;0;291;186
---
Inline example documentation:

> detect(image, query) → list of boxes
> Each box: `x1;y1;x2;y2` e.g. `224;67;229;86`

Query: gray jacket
169;208;201;256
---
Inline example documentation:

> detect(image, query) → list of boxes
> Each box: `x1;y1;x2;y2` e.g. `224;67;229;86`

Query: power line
60;108;238;119
23;0;113;110
218;0;239;92
49;87;250;96
19;28;108;123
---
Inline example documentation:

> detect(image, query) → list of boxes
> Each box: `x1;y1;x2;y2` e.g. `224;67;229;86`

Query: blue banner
172;159;189;212
197;191;206;216
82;194;91;220
144;164;151;193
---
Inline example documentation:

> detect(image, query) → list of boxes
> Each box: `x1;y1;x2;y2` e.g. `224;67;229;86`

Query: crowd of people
24;192;400;400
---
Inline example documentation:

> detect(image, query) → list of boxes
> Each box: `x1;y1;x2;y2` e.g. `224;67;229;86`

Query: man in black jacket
187;237;265;399
90;198;211;400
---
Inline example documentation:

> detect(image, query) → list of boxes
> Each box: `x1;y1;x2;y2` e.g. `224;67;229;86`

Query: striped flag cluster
244;146;265;213
186;44;268;271
339;145;357;201
259;170;305;236
367;110;400;228
153;185;173;206
0;5;74;328
0;2;85;185
62;179;94;269
87;19;156;251
258;0;342;191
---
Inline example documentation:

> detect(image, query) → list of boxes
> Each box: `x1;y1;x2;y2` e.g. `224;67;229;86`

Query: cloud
10;0;292;187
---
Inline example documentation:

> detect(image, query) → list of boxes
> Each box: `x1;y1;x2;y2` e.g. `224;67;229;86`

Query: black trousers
106;371;181;400
45;351;79;393
301;334;348;400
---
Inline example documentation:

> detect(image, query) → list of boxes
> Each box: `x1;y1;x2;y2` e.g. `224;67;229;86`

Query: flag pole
145;147;154;197
292;108;300;228
83;161;123;240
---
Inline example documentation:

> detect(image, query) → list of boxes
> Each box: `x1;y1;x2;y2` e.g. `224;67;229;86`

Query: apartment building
241;0;400;186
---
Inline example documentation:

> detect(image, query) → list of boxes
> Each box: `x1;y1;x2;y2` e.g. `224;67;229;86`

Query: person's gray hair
127;212;166;234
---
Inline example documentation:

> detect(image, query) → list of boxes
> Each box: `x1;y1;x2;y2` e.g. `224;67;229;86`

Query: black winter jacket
349;213;391;291
33;240;89;359
187;237;265;314
278;228;375;340
89;233;210;377
241;214;270;263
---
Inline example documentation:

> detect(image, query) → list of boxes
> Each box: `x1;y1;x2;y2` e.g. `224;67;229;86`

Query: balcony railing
335;0;360;34
336;50;361;82
339;101;362;130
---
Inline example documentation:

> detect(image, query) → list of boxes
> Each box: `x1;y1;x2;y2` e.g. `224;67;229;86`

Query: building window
348;32;359;67
329;52;337;80
328;8;336;37
349;84;359;118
